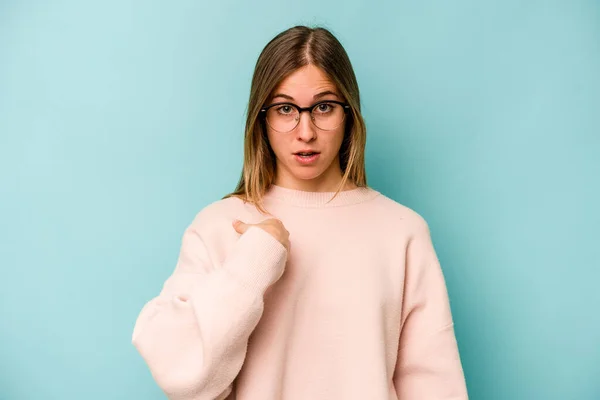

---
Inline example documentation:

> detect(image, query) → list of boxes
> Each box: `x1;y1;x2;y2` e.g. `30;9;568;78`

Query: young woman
132;26;468;400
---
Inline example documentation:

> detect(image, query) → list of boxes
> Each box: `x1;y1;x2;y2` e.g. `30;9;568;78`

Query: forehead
273;65;338;98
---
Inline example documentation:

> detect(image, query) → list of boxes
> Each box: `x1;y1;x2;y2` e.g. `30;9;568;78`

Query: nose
295;110;317;142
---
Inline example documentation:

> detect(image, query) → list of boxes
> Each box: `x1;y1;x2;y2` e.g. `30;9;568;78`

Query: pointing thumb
232;219;249;234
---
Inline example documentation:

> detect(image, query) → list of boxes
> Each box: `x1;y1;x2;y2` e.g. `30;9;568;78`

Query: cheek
266;131;287;157
327;128;346;152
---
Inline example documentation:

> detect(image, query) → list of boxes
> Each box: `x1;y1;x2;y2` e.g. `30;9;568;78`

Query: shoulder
189;196;247;229
371;190;430;234
176;196;251;253
186;194;267;236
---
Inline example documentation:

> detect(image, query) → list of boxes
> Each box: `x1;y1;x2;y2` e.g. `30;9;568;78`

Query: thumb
232;219;250;234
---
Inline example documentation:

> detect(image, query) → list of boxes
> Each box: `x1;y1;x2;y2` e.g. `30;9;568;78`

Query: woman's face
265;64;347;192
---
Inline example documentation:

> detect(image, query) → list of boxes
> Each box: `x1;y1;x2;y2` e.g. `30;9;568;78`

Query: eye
276;104;295;115
314;102;334;114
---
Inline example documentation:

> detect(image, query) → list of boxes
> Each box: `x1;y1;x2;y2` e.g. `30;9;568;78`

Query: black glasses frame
259;100;351;132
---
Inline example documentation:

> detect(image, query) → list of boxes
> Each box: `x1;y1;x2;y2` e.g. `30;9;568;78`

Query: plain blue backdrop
1;1;599;399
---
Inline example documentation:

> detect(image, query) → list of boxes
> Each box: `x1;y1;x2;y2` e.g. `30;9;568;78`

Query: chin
294;170;325;181
289;166;327;181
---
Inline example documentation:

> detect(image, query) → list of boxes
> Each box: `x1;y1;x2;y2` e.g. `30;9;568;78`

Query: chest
264;218;407;323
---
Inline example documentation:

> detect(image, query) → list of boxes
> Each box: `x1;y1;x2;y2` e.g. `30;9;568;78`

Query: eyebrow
271;90;340;102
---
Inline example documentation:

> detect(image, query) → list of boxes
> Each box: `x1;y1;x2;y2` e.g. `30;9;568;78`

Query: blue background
1;1;599;399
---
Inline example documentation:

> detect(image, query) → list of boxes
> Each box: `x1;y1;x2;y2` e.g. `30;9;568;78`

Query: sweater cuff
222;226;288;295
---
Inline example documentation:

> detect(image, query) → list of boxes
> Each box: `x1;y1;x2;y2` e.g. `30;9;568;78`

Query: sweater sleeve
392;221;468;399
132;224;288;400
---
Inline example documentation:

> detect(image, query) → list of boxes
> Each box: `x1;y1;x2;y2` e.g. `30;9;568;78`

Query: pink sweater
132;185;468;399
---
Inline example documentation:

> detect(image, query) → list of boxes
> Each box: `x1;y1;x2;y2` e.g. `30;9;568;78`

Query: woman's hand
232;218;290;252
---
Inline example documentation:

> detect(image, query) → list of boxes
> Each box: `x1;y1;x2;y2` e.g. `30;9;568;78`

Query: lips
293;151;320;165
294;150;320;156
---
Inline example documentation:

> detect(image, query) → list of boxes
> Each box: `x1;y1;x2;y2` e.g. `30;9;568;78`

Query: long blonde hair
224;25;367;213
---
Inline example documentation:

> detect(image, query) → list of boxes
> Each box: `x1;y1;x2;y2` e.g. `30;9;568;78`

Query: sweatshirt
132;184;468;400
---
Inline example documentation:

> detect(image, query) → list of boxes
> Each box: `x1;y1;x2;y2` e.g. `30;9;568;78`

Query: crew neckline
264;184;380;208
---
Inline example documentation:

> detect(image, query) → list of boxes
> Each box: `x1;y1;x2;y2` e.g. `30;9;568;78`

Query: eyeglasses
260;100;350;133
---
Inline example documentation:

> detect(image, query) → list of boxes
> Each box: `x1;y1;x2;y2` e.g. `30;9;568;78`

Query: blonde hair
224;25;367;213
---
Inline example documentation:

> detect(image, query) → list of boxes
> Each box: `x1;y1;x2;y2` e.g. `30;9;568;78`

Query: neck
274;161;357;193
265;183;377;208
273;175;357;193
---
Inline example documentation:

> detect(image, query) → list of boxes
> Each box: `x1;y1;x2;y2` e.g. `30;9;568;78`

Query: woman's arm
132;222;287;400
393;220;468;399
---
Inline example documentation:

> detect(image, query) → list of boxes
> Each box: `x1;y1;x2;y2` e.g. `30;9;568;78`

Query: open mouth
293;151;320;164
295;152;319;157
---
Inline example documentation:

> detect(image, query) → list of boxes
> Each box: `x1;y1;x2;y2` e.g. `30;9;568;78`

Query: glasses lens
312;102;346;130
265;102;347;132
266;104;299;132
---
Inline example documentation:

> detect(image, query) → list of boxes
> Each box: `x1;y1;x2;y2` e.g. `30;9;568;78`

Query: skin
234;64;356;248
265;63;353;193
233;219;291;252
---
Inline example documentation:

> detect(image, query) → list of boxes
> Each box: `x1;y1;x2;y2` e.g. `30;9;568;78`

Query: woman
132;26;468;400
